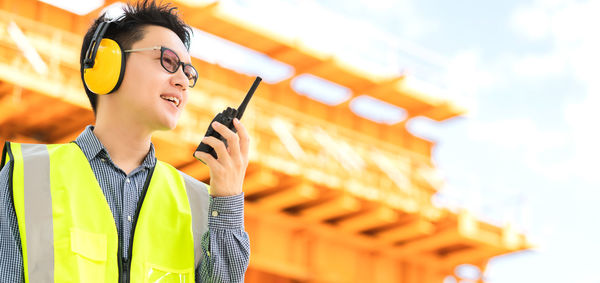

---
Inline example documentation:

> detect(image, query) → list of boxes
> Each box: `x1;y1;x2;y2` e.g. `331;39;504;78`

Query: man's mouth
160;95;180;107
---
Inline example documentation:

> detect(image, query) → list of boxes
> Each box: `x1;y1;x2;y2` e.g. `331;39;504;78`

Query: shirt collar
74;125;156;168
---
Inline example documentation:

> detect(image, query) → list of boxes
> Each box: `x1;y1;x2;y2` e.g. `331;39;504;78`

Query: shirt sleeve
196;192;250;283
0;160;25;282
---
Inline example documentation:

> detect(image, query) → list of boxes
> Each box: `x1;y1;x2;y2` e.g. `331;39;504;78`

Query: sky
245;0;599;281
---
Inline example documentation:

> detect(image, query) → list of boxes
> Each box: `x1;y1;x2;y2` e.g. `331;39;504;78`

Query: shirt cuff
208;192;245;230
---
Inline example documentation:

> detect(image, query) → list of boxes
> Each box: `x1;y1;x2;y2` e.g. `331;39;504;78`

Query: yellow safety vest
2;142;209;283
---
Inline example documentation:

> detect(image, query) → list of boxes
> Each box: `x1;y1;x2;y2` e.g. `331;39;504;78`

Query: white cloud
506;0;600;185
564;91;600;184
509;0;597;42
467;117;570;181
358;0;395;11
509;0;600;81
356;0;437;39
510;4;551;40
467;118;563;150
511;52;565;79
443;49;497;117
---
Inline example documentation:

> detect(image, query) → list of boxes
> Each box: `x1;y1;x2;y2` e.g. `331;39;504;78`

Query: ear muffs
82;21;126;95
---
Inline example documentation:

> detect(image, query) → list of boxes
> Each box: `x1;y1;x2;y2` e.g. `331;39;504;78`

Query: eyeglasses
124;46;198;88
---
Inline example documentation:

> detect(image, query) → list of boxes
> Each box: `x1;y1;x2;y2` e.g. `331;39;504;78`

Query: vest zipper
70;141;153;283
121;165;155;283
118;245;124;283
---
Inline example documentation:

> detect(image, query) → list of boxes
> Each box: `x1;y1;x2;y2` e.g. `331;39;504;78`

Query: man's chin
157;123;177;132
153;119;178;132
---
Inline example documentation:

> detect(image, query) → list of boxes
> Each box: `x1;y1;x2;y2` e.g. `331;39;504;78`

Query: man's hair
79;0;192;114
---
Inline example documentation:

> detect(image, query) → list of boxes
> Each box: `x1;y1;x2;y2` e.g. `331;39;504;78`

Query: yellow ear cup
83;38;125;95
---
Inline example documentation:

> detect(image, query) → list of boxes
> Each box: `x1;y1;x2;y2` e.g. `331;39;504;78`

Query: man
0;1;250;282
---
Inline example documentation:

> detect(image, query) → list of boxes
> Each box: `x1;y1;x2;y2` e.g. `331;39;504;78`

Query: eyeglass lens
161;48;198;87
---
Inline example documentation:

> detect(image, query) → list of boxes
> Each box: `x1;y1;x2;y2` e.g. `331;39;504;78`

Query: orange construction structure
0;1;530;282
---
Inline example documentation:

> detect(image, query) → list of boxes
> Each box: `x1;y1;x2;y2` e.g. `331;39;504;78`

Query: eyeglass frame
123;46;198;88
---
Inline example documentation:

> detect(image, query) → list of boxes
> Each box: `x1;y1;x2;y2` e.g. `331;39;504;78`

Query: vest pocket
70;228;108;283
145;263;193;283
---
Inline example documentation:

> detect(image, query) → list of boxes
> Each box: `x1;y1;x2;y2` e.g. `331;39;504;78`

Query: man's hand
194;118;250;197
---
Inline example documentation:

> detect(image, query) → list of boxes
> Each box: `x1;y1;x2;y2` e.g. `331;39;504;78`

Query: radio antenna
236;76;262;119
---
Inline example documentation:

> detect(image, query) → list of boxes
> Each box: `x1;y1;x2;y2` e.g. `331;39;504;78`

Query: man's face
108;25;191;131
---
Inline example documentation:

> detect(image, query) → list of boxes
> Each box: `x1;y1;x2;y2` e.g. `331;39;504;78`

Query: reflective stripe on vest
180;172;210;268
22;144;54;281
8;142;209;282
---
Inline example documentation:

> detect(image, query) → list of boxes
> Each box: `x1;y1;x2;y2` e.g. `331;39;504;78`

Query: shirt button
211;211;219;217
125;178;130;183
127;215;132;222
100;158;106;162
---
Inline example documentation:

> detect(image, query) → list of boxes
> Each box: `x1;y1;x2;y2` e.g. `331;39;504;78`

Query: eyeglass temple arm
123;46;161;53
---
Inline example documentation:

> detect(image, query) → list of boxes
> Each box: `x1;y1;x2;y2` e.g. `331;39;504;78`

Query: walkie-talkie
194;76;262;162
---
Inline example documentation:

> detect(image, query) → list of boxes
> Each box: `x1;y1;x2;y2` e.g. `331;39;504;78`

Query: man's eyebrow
164;46;191;62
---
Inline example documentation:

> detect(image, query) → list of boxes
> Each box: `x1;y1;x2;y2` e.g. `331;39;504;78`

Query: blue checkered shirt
0;125;250;282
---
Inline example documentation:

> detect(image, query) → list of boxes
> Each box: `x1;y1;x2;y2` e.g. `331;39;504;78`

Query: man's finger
234;118;250;162
200;136;232;164
194;150;220;170
212;121;241;158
